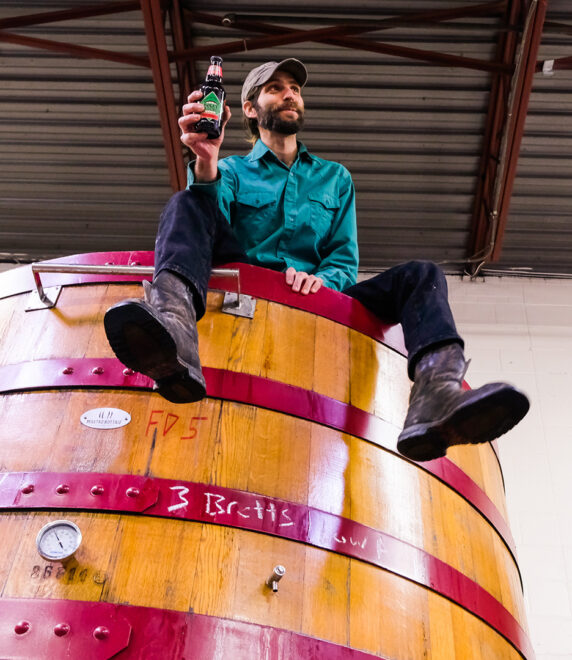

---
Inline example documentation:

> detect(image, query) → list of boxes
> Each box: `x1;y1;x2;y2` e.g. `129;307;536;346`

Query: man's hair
243;85;262;143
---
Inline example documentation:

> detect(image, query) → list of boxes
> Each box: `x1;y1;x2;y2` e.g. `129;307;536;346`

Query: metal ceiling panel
0;2;170;261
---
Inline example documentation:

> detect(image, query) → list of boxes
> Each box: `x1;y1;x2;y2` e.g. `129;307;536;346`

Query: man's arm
313;169;359;291
178;90;231;182
285;167;358;296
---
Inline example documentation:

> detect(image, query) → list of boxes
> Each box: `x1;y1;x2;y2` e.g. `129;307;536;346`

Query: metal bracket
26;285;62;311
222;292;256;319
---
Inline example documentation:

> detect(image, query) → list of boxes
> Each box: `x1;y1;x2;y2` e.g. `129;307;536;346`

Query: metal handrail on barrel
28;263;254;317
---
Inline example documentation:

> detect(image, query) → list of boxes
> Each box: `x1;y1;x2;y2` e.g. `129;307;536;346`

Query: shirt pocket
307;192;340;241
233;191;279;246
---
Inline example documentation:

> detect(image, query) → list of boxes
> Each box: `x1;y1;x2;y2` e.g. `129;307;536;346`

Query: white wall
447;274;572;660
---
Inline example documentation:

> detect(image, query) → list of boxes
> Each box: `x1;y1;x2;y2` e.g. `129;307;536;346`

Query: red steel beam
491;0;547;261
0;30;150;67
174;10;512;74
140;0;187;192
189;9;513;74
0;1;142;30
319;35;512;73
191;1;508;37
468;0;547;267
468;1;523;263
536;54;572;72
169;0;194;108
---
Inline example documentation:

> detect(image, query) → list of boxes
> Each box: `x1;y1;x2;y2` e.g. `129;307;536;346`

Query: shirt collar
248;139;316;164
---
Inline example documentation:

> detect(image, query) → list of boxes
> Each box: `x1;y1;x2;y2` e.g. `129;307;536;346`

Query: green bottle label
201;91;223;121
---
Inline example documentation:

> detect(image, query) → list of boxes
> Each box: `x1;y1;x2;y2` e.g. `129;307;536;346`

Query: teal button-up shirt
187;139;359;291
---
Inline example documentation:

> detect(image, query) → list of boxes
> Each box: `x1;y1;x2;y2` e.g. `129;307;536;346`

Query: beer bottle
194;56;226;139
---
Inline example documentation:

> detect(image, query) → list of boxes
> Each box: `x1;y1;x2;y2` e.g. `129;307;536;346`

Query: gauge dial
36;520;82;561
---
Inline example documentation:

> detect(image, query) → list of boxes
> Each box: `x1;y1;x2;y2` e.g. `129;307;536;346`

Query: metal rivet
62;367;74;375
122;368;134;376
105;262;114;266
91;367;104;375
21;484;34;494
93;626;110;640
91;485;105;496
54;623;70;637
129;261;141;266
14;621;30;635
56;484;70;495
126;487;140;498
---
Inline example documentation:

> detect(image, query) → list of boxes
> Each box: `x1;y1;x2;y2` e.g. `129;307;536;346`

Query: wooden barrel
0;252;533;659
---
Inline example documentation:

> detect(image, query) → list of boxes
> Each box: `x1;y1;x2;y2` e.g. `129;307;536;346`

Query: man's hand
178;90;231;181
285;267;323;295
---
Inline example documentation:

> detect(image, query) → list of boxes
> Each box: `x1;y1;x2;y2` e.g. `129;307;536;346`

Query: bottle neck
206;63;223;81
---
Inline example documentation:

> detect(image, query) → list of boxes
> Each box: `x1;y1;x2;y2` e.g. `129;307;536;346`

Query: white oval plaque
80;408;131;430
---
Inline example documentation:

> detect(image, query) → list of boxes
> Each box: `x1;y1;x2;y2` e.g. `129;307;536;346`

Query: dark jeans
155;189;464;379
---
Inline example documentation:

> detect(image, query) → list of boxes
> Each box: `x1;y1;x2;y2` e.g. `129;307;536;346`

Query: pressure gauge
36;520;82;562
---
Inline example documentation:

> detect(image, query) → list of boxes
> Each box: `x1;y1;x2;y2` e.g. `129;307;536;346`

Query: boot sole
104;300;206;404
397;384;529;462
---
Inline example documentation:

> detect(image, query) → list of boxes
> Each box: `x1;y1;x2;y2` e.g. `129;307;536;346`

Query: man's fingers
292;271;307;292
301;275;323;295
222;104;232;127
285;269;323;295
178;110;202;137
186;90;204;103
310;277;323;293
285;267;296;285
301;276;314;295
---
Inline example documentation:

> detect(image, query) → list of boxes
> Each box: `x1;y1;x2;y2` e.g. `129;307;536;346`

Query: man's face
251;71;305;135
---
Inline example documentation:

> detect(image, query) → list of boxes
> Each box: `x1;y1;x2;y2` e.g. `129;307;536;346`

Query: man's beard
255;102;304;135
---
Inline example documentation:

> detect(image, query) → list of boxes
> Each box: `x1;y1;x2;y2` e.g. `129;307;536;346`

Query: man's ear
243;101;257;119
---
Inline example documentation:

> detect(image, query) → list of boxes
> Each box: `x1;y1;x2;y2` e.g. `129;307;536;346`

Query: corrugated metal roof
1;0;572;276
1;3;170;259
504;13;572;273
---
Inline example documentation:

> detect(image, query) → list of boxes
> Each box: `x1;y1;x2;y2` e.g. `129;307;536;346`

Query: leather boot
397;343;529;462
104;271;206;404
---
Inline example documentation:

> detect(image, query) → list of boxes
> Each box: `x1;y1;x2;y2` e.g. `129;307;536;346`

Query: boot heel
154;372;206;404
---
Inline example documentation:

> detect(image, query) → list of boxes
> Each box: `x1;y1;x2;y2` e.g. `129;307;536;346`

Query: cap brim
274;58;308;88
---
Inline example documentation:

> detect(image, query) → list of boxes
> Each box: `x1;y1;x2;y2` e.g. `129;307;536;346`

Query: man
104;58;529;462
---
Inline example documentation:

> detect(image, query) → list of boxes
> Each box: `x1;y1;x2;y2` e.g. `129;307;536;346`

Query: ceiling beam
468;0;548;270
536;54;572;72
0;1;142;30
141;0;187;192
491;0;547;262
191;1;509;35
175;4;512;74
0;30;150;67
168;0;196;108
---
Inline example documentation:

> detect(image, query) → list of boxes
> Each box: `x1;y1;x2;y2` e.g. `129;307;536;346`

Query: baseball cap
241;58;308;106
